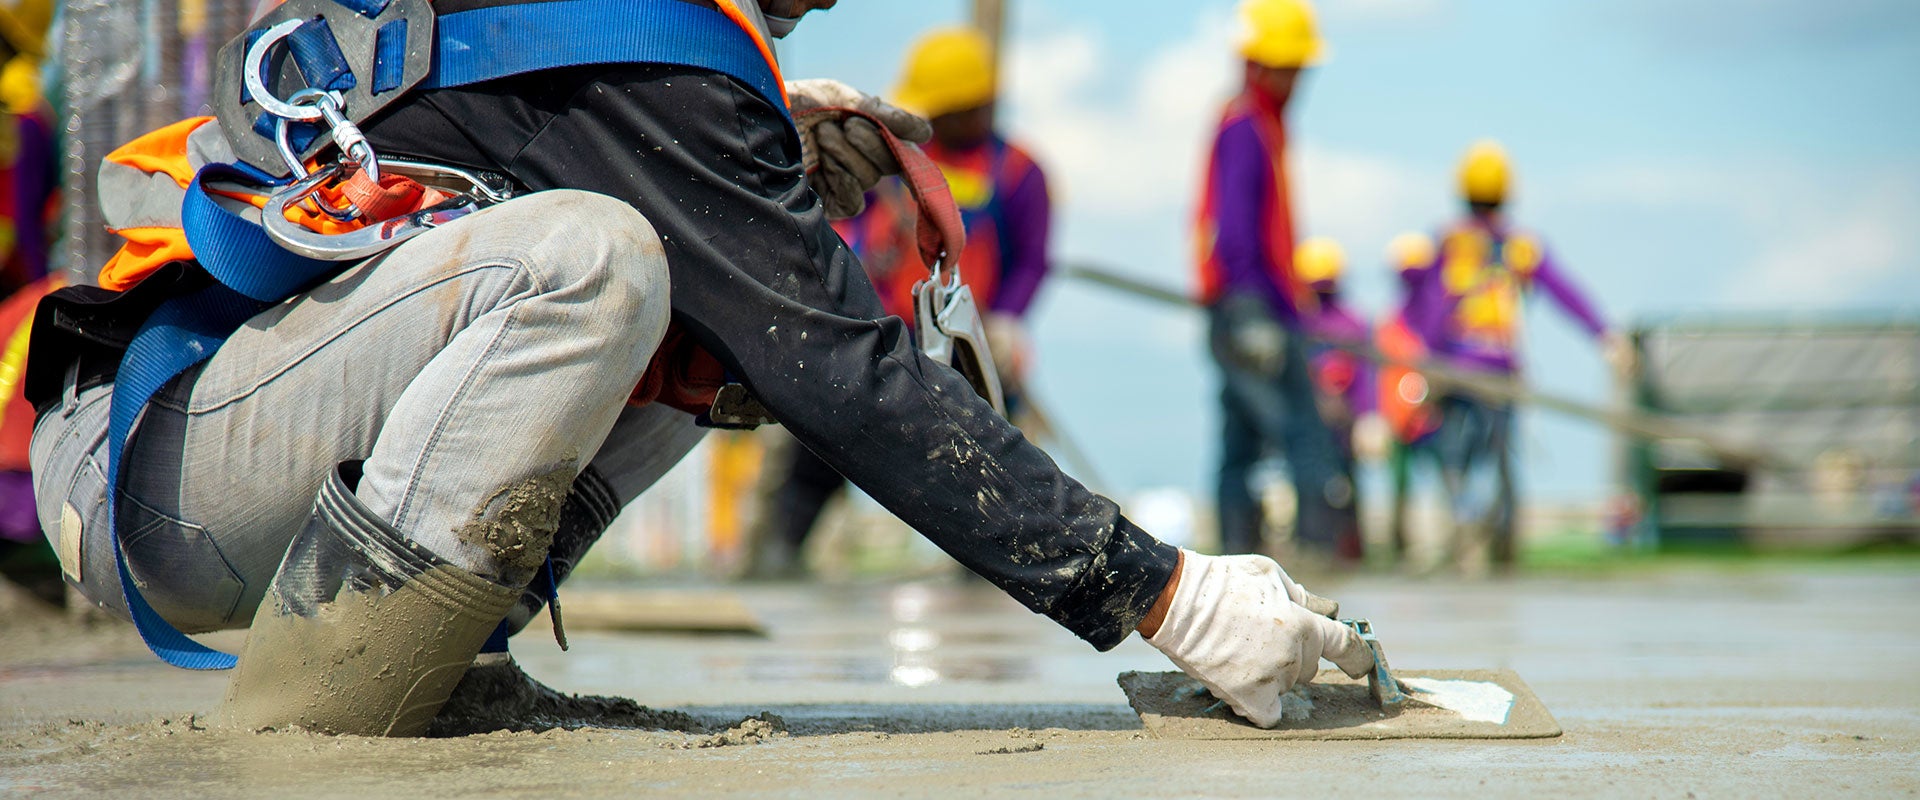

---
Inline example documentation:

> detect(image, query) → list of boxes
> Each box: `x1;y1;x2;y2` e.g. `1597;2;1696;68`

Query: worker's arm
366;64;1176;650
986;155;1051;318
1208;120;1296;322
1530;250;1607;340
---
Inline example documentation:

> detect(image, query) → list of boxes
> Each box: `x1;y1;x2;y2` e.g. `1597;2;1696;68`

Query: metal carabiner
244;19;327;123
260;158;515;261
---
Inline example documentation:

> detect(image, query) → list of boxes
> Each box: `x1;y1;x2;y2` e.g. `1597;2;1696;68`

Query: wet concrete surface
3;561;1917;797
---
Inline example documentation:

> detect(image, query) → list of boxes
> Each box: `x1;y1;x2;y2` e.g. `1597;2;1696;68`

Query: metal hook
244;19;327;123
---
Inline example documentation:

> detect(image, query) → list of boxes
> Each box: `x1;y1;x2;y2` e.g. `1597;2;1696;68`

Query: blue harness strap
109;0;787;669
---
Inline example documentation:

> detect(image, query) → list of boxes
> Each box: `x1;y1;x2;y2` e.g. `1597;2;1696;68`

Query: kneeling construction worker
751;25;1055;579
1401;141;1625;567
1194;0;1355;558
1293;237;1369;563
27;0;1369;735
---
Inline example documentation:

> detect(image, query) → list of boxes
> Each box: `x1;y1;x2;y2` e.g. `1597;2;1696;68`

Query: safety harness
60;0;796;671
37;0;987;673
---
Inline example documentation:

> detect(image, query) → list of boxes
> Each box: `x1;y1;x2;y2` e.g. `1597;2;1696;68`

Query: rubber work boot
498;466;620;638
217;462;519;736
427;652;703;736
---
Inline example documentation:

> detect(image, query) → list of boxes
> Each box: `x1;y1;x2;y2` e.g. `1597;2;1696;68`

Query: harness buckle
213;0;436;178
260;158;516;261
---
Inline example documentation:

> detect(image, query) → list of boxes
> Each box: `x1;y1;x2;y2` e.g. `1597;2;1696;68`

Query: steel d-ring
244;18;327;122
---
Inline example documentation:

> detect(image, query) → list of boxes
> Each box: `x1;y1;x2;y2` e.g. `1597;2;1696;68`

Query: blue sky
781;0;1920;502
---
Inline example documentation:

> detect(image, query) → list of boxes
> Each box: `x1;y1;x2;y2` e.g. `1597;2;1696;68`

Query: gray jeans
31;190;703;632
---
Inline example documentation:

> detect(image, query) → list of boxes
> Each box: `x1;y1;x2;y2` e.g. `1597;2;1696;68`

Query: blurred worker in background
1293;237;1369;562
0;0;53;296
747;26;1054;579
0;0;59;604
1401;140;1626;568
1376;231;1441;561
1195;0;1355;561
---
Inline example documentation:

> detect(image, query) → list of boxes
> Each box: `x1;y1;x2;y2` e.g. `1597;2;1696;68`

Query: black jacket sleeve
363;64;1176;650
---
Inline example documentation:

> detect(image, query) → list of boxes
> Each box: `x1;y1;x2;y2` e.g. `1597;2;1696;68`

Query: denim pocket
118;493;247;633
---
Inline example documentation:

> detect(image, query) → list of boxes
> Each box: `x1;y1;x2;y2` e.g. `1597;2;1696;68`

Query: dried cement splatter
457;458;576;582
694;714;788;748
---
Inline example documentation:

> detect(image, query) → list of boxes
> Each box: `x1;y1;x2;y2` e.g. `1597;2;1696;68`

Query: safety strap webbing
109;0;787;669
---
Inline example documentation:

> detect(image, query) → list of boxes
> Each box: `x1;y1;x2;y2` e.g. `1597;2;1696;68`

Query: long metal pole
972;0;1005;83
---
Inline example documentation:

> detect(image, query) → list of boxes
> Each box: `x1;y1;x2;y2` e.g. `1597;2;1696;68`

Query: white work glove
786;78;934;219
982;312;1029;384
1146;551;1373;728
1601;331;1637;379
1226;314;1286;374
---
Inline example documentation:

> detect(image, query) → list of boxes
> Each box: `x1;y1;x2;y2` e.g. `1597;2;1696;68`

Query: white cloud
1322;0;1446;25
1732;179;1919;307
1002;12;1239;218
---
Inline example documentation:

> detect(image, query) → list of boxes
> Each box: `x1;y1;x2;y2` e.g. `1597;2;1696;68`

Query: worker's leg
1275;334;1354;558
1487;403;1518;566
79;191;668;638
1433;395;1480;564
1387;441;1411;560
759;439;845;575
1207;296;1285;556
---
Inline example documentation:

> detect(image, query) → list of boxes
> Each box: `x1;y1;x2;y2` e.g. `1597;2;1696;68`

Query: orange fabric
630;325;730;415
713;0;787;107
1375;313;1438;445
98;227;197;291
0;274;59;471
1192;91;1314;315
103;116;212;187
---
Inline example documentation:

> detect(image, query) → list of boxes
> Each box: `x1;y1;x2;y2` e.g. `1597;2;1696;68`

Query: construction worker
0;0;55;295
1401;140;1625;567
1378;231;1440;561
1195;0;1355;559
0;0;58;602
1294;237;1368;561
750;26;1054;579
26;1;1370;735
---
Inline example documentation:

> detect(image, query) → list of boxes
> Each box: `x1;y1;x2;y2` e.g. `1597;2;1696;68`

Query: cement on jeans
1116;668;1562;740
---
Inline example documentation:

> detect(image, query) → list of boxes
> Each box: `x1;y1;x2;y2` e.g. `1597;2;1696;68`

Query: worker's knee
491;189;671;350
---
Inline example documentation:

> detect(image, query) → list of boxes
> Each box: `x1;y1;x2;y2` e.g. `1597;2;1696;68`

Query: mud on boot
426;654;705;737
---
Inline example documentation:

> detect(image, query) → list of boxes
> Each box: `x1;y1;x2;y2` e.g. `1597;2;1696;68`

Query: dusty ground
3;560;1916;798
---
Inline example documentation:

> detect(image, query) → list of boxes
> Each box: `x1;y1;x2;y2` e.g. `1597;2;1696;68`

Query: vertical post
972;0;1005;89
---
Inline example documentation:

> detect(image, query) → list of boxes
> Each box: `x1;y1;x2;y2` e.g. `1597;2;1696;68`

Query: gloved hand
786;78;934;219
1145;550;1372;728
1601;331;1637;379
982;312;1029;384
1227;314;1287;374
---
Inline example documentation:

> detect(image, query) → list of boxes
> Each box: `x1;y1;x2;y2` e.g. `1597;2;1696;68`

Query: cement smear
457;460;573;583
218;565;516;737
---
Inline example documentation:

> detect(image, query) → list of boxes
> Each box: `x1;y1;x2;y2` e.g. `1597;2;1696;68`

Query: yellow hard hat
1238;0;1325;69
0;0;51;59
1387;231;1435;272
1458;139;1512;205
892;27;997;120
1294;236;1346;286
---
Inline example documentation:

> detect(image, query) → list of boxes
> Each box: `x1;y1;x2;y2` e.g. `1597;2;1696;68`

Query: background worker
29;0;1368;735
1377;231;1441;561
1293;237;1369;562
749;26;1055;580
1195;0;1355;559
0;0;59;603
1402;140;1626;568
